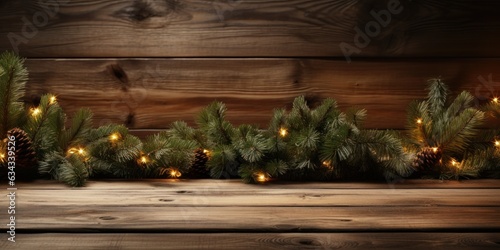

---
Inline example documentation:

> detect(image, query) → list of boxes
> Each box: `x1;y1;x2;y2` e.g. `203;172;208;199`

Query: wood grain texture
1;233;500;250
8;188;500;207
23;58;500;129
1;180;499;248
1;181;498;232
11;206;500;231
1;0;500;57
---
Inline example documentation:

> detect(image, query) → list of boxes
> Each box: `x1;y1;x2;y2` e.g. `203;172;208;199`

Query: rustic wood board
6;188;500;207
1;180;499;248
5;179;500;190
23;58;500;129
1;233;500;250
12;206;500;231
1;0;500;57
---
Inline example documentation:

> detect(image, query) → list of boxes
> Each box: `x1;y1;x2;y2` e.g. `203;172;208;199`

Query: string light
451;159;459;168
203;149;211;157
279;128;288;137
31;107;41;116
493;97;499;104
256;172;268;183
495;140;500;147
322;161;331;167
432;147;438;153
169;169;182;178
67;147;86;156
416;118;422;125
138;155;149;165
49;95;57;105
109;132;121;142
0;153;5;162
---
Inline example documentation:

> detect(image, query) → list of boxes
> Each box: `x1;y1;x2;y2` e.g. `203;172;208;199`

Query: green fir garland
1;52;499;186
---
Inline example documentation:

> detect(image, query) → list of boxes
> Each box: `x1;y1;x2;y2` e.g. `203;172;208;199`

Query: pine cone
412;147;442;172
6;128;38;180
187;148;210;178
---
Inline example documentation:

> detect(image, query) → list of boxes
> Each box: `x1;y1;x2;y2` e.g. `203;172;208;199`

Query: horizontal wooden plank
11;206;500;231
23;58;500;129
2;233;500;250
5;179;500;190
1;0;500;57
6;188;500;207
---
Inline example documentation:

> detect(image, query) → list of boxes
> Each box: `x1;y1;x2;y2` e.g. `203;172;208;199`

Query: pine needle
0;51;27;137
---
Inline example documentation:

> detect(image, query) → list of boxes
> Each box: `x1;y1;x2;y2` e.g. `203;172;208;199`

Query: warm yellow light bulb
495;140;500;147
256;173;268;183
203;149;211;157
140;156;148;164
279;128;288;137
322;161;331;166
49;96;57;104
493;97;499;103
0;153;5;159
31;107;41;116
451;159;459;168
416;118;422;124
78;148;85;155
432;147;438;153
169;169;182;178
109;133;120;142
67;148;77;154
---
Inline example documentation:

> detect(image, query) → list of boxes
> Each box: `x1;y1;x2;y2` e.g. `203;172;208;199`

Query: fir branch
143;134;197;176
445;91;474;120
345;107;367;129
356;130;412;176
24;94;64;156
234;125;268;163
406;100;432;146
59;154;89;187
208;144;238;178
268;108;287;134
427;78;448;119
482;102;500;119
440;109;484;156
197;101;234;145
168;121;196;141
320;124;352;163
0;51;27;137
59;108;93;151
311;98;337;129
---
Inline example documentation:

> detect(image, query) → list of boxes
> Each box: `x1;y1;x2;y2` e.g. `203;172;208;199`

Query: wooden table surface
1;179;499;249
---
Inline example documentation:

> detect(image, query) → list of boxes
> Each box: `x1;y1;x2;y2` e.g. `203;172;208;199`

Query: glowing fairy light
31;107;41;116
203;149;211;157
279;128;288;137
139;156;149;164
416;118;422;125
256;173;268;183
432;147;438;153
49;95;57;104
169;169;182;178
68;147;86;156
109;132;121;142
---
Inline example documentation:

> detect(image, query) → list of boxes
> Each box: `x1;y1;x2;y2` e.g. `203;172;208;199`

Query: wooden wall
1;0;500;131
